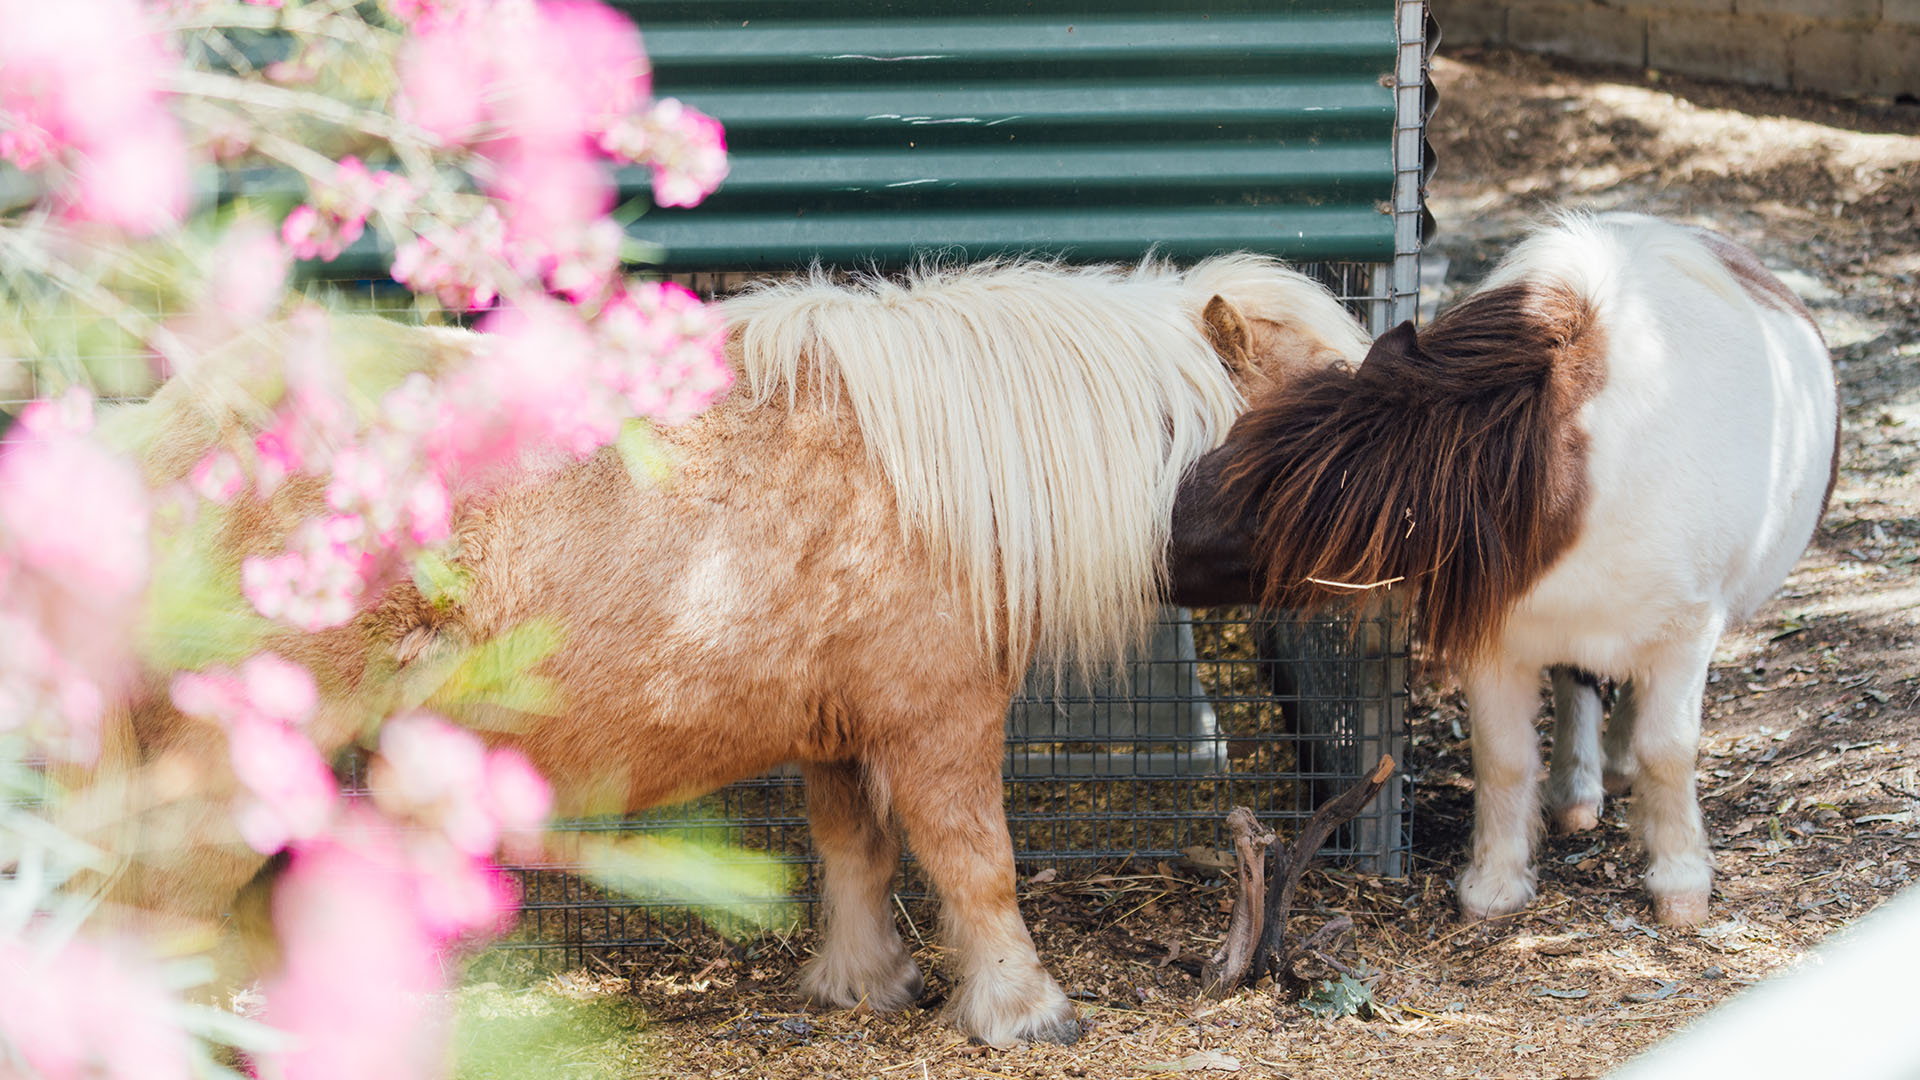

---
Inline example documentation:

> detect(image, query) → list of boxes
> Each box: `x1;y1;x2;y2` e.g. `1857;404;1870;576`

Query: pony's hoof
798;949;924;1013
1652;891;1710;928
947;971;1081;1047
1551;803;1602;835
1456;866;1535;922
1602;770;1633;797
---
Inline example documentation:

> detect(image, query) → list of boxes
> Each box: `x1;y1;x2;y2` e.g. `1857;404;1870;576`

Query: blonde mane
722;255;1363;678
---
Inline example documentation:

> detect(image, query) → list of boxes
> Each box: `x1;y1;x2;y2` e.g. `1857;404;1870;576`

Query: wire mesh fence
500;603;1408;967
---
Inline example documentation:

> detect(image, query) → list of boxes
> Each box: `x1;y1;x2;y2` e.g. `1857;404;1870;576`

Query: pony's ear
1362;320;1422;367
1201;294;1256;380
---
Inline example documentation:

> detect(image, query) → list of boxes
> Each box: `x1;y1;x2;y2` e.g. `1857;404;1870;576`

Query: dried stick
1253;754;1395;982
1200;807;1277;996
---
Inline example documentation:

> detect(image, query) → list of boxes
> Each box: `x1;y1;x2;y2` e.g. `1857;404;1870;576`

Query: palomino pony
110;255;1368;1046
1169;213;1837;927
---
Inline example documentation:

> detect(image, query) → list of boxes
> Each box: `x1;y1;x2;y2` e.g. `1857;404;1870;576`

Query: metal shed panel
617;0;1410;271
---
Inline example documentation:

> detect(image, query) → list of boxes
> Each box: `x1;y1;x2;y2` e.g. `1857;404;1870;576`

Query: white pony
1175;212;1837;926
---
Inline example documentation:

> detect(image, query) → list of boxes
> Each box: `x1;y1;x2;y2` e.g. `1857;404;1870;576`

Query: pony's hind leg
878;700;1079;1047
797;761;924;1013
1628;637;1717;927
1602;679;1640;796
1457;661;1546;921
1544;666;1606;834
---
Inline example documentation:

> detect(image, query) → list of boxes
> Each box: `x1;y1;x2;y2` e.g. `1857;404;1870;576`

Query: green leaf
1300;974;1374;1019
575;833;798;937
615;419;675;487
422;618;567;723
412;549;472;608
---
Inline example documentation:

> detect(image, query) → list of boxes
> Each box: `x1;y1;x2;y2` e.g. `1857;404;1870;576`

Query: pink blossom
601;97;730;208
0;388;149;599
405;474;452;545
596;281;733;424
484;746;553;853
190;449;244;503
0;0;189;232
228;716;336;853
241;652;318;725
171;657;331;852
281;204;333;261
262;829;450;1080
429;300;619;477
241;515;371;630
283;156;410;263
521;216;624;305
410;844;517;940
0;933;192;1080
397;0;652;242
390;210;506;313
370;712;552;859
0;611;110;762
371;710;494;854
169;667;245;724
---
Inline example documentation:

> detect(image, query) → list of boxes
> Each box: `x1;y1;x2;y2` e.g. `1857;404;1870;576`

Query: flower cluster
397;0;727;301
2;0;742;1072
0;389;148;761
597;281;733;425
369;711;553;861
600;97;731;209
0;0;187;233
283;157;413;262
0;933;193;1080
171;655;336;854
389;206;509;313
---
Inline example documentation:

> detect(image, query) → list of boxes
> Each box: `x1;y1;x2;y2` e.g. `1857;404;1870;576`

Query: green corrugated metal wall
617;0;1413;271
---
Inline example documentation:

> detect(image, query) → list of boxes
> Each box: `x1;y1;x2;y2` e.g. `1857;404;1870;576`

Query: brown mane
1219;282;1607;666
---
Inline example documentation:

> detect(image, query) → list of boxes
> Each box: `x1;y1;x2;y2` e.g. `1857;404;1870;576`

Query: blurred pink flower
0;611;111;762
429;300;619;477
242;514;371;630
390;209;506;313
190;449;245;503
484;746;553;857
242;652;318;725
0;933;193;1080
0;388;149;600
284;156;411;263
371;712;552;859
0;0;189;232
596;281;733;425
398;0;652;242
171;657;332;852
228;715;336;853
601;97;730;208
262;829;449;1080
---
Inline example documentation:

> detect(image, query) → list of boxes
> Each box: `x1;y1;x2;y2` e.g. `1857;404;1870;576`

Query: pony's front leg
880;701;1078;1047
1544;666;1606;834
1628;638;1717;927
797;761;923;1012
1457;661;1545;921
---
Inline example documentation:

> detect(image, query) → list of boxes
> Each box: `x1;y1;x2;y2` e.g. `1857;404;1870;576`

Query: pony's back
1493;213;1836;641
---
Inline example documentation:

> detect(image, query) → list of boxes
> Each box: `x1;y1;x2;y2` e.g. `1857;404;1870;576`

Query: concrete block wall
1435;0;1920;97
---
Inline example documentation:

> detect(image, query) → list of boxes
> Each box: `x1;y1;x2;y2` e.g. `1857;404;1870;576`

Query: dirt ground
459;50;1920;1080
